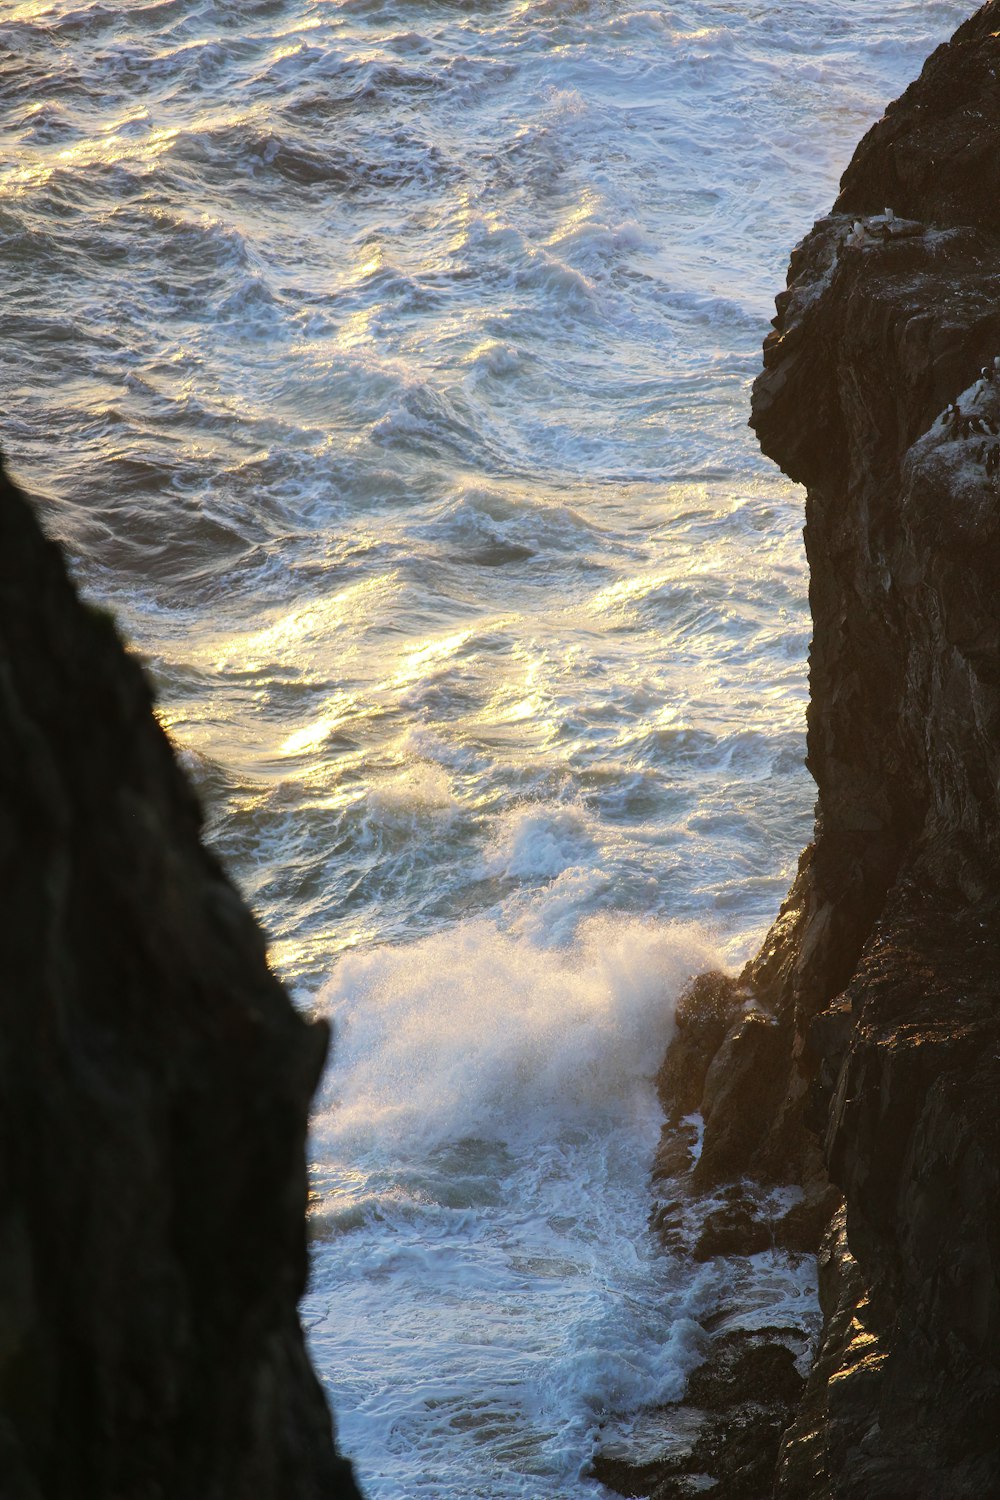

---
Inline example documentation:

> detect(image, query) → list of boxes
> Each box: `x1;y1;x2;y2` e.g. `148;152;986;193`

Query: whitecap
313;912;719;1156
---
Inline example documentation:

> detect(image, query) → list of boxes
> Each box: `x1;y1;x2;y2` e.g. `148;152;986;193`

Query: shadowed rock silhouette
0;458;363;1498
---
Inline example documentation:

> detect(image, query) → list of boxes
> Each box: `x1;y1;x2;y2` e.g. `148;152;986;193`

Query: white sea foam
313;913;718;1153
306;912;721;1494
483;804;596;880
366;762;457;822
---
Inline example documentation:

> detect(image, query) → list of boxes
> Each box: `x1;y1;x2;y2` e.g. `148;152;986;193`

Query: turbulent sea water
0;2;968;1494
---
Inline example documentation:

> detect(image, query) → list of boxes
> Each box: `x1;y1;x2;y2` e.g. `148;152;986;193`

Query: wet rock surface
593;1329;808;1500
0;459;362;1496
644;5;1000;1497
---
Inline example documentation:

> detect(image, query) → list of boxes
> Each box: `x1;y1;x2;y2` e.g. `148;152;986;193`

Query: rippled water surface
0;2;968;1494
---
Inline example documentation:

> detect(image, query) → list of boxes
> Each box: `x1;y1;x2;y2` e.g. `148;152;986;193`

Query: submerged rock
649;4;1000;1496
0;459;363;1496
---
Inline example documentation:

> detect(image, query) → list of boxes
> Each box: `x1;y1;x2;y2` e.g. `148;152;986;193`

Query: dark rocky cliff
0;459;362;1496
607;6;1000;1499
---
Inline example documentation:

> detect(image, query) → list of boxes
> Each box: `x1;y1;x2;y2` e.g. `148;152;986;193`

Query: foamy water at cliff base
0;1;968;1493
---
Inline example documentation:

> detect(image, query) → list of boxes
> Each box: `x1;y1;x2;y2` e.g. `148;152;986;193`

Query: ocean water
0;2;968;1494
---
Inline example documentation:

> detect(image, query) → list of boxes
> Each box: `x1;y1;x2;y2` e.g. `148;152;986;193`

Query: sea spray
312;915;718;1153
306;914;720;1496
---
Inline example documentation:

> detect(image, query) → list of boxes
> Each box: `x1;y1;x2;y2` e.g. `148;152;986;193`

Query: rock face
644;6;1000;1498
0;460;362;1496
